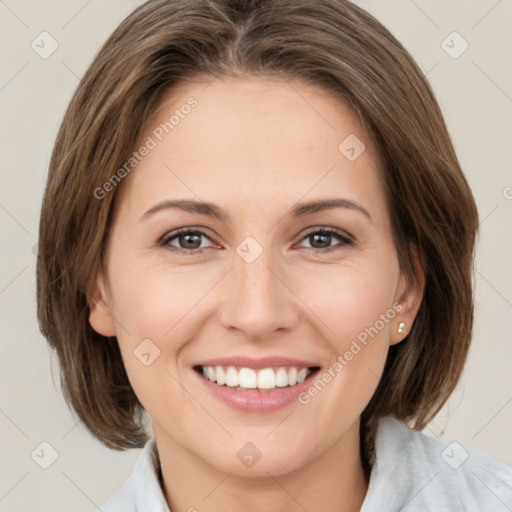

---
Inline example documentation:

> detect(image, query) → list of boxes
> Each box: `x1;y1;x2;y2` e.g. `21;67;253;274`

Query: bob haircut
36;0;479;469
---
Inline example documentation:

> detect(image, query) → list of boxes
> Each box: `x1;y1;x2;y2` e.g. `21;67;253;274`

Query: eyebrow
141;198;372;222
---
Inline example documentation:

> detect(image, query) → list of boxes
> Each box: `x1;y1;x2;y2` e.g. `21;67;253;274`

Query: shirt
97;416;512;511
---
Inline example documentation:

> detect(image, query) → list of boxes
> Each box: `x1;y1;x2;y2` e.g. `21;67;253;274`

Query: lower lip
195;370;318;412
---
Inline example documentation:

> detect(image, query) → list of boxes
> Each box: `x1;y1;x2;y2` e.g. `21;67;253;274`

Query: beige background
0;0;511;510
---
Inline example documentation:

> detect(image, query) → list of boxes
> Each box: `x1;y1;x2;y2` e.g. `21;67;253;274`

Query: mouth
193;364;321;392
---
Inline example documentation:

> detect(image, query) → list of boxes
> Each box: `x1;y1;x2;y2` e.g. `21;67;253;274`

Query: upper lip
194;356;320;370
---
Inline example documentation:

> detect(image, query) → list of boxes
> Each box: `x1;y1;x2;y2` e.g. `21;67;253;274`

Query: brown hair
36;0;479;471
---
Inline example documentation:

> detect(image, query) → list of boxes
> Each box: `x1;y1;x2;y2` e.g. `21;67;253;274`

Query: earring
398;321;405;334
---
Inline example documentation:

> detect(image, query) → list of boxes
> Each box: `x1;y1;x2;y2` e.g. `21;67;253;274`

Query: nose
217;242;299;342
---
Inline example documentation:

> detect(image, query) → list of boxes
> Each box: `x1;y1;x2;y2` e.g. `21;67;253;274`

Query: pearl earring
398;321;406;334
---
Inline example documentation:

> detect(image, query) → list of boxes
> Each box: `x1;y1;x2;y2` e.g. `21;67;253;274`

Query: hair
36;0;479;475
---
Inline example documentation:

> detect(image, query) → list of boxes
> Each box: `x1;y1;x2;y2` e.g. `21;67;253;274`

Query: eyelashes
298;227;353;252
160;228;212;253
159;226;354;255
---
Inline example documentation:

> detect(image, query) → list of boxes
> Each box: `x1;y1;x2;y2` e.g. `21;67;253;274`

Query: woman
36;0;512;510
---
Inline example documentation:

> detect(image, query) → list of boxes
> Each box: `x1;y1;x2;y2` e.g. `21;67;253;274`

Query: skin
89;76;424;512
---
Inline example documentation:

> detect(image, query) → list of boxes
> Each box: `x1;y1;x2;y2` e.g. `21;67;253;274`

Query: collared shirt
97;416;512;511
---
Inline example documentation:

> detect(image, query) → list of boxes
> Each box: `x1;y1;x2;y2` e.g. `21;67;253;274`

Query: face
89;76;423;478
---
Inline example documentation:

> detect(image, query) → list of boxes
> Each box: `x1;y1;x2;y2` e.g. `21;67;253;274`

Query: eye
296;227;353;252
160;228;215;253
160;226;353;254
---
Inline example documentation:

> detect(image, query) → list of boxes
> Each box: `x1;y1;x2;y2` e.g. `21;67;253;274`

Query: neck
155;419;369;512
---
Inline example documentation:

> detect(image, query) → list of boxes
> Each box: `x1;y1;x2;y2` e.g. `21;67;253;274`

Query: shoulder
361;416;512;512
96;478;134;512
95;439;170;512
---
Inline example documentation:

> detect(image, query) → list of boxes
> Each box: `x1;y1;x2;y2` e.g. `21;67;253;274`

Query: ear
390;244;425;346
87;270;116;337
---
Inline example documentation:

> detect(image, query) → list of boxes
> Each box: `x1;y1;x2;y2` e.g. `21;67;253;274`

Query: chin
194;433;317;478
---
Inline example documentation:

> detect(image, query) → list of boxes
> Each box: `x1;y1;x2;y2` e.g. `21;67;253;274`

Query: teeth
288;367;298;386
257;368;275;389
275;368;289;387
239;368;257;389
216;366;226;385
201;365;313;390
226;367;238;387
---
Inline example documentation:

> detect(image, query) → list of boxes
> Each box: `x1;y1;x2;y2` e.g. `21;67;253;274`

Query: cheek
109;245;400;370
107;238;399;359
107;258;212;340
105;261;218;402
296;257;399;404
301;258;399;348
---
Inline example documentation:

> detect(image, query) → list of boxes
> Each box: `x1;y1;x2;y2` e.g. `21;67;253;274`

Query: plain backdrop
0;0;511;510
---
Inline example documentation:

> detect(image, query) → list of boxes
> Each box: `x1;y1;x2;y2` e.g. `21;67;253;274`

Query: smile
196;365;320;391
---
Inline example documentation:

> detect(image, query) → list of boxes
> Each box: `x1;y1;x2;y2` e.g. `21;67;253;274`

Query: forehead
115;76;386;219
